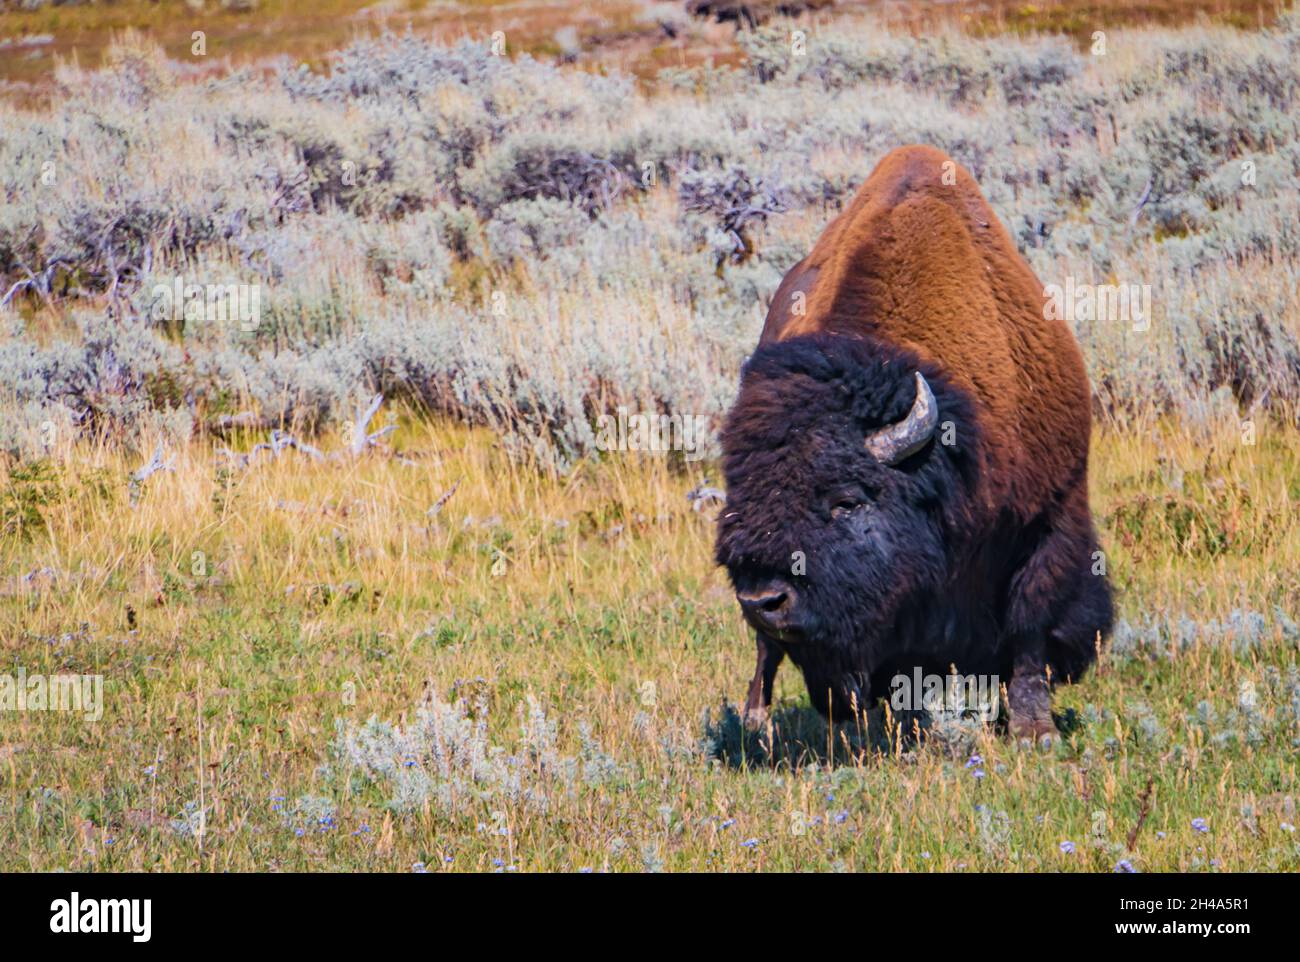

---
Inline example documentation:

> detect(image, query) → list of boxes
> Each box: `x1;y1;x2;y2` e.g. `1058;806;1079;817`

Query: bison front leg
1007;641;1056;746
743;633;784;731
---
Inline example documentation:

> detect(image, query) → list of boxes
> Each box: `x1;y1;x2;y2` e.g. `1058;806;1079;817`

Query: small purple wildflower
741;838;759;849
1059;840;1075;855
1114;859;1136;873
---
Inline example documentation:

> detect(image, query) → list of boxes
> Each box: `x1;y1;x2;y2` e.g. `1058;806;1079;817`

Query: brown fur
764;144;1092;524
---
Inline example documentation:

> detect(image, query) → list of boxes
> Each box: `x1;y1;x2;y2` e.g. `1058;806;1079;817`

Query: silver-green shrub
3;17;1299;462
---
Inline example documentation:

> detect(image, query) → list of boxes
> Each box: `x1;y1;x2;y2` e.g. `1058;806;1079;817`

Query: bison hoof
742;706;769;732
1010;716;1057;751
1015;733;1056;752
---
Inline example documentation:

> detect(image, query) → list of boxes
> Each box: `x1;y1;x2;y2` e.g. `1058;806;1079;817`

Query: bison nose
737;583;800;636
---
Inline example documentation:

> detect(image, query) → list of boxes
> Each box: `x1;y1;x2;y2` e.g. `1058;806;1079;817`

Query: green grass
2;414;1297;871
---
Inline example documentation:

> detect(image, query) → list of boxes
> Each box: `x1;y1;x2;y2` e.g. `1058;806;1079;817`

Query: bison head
715;334;979;713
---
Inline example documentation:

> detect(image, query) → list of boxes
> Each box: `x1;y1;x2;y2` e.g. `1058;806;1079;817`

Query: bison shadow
703;700;1085;770
702;700;892;771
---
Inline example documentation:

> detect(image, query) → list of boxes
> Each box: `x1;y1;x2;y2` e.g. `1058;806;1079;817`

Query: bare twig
251;429;324;462
129;441;176;505
427;480;461;519
1126;776;1156;852
131;442;175;484
687;479;727;512
1;278;33;309
1128;177;1153;230
349;393;395;456
212;395;393;471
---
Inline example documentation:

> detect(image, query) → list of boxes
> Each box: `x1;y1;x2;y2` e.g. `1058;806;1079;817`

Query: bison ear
865;372;938;466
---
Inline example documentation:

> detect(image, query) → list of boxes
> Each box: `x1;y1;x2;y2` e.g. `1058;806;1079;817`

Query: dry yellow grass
2;410;1296;871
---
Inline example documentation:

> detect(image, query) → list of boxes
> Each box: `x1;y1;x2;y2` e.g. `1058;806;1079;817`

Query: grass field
1;412;1297;871
0;0;1289;99
2;3;1299;871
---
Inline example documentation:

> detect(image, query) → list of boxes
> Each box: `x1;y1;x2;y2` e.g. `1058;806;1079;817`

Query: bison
715;145;1113;743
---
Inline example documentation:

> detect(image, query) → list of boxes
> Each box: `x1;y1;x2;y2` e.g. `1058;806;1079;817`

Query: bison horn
865;372;938;465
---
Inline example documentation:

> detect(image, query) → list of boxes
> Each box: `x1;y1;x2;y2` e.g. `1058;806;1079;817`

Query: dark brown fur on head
717;333;988;715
